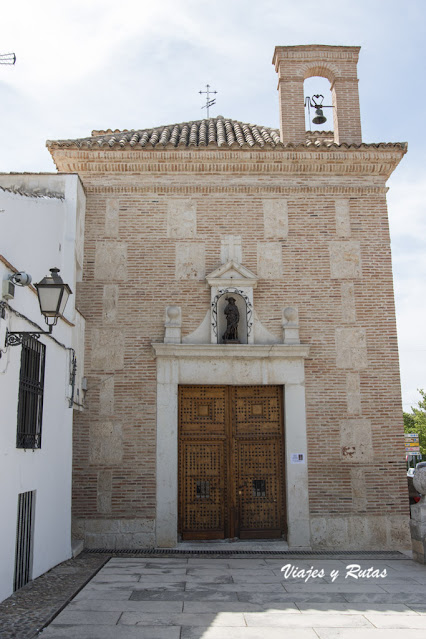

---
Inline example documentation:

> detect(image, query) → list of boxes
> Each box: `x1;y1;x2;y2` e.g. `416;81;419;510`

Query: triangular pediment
206;261;258;288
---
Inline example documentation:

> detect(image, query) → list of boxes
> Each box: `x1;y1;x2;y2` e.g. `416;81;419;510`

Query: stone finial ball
283;307;298;322
413;463;426;496
167;305;180;321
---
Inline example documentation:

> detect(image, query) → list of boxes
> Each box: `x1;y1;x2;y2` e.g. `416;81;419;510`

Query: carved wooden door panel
178;385;285;540
178;386;228;539
231;386;285;538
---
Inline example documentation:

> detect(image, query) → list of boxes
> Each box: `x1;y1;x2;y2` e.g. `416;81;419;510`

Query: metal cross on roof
199;84;217;118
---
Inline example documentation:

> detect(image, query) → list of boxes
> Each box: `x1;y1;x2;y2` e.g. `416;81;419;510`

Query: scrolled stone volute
413;462;426;499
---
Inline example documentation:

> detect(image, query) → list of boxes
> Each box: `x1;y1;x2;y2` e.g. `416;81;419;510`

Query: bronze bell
312;107;326;125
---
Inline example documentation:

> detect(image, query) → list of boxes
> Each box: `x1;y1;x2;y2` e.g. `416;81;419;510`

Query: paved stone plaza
32;553;426;639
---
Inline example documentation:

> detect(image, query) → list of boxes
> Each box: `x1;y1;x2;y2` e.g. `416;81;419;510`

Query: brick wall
50;143;409;549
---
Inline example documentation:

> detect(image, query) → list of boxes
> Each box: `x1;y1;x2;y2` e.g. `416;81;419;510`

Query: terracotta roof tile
46;117;408;153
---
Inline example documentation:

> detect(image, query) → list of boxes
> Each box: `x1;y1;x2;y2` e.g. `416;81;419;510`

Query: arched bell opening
304;75;334;137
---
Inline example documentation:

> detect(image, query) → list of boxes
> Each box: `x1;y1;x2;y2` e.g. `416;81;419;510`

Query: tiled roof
46;117;407;152
48;117;280;149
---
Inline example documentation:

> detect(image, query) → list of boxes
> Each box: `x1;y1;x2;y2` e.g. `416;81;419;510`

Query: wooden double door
178;385;286;540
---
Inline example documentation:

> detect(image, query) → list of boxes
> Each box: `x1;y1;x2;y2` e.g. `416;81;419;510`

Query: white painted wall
0;174;86;602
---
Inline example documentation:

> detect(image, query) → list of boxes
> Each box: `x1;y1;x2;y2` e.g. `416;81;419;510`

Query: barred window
14;490;35;591
16;337;45;449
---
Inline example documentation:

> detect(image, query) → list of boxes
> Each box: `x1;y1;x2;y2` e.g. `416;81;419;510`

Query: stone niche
206;261;257;345
216;292;248;344
179;260;293;346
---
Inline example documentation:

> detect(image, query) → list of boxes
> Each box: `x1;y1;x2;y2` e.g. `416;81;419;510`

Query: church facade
48;45;410;550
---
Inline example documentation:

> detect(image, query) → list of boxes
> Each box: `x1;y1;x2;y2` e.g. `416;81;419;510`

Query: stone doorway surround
152;342;310;549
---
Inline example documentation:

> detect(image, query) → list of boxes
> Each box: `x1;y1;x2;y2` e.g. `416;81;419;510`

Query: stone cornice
49;146;406;161
273;44;360;61
82;184;389;195
50;148;405;180
152;343;310;359
272;45;361;77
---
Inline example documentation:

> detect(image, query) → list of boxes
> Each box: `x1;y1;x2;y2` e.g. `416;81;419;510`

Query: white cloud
387;171;426;408
388;173;426;240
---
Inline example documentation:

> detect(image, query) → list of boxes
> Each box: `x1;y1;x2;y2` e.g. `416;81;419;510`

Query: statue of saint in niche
222;296;240;342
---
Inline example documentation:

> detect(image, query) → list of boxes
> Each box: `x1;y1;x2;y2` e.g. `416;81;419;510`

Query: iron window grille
196;480;210;499
14;490;35;591
16;337;46;449
252;479;266;497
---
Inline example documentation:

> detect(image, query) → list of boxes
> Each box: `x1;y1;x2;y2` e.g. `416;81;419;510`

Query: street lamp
35;268;72;328
5;268;72;346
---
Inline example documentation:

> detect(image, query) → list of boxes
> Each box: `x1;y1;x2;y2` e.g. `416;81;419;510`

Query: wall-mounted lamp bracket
5;327;53;347
3;267;72;348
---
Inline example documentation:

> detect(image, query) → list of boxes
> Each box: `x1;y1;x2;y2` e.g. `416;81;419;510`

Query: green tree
403;389;426;456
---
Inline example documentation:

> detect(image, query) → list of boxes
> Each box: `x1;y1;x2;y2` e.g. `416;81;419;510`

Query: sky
0;0;425;412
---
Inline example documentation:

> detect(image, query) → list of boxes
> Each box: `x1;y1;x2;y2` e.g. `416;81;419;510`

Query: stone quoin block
105;199;119;236
335;327;368;370
94;241;128;281
350;467;367;510
102;284;119;323
89;422;123;465
167;199;197;238
329;240;362;279
175;242;205;280
346;372;362;415
263;199;289;239
335;199;351;237
340;418;373;463
257;242;283;279
341;281;356;323
91;329;125;370
99;377;114;415
97;470;112;514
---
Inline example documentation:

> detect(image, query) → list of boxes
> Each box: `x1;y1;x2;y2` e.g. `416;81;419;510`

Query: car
408;469;421;506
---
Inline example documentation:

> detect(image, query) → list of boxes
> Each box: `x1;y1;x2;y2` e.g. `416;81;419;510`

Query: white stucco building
0;174;86;602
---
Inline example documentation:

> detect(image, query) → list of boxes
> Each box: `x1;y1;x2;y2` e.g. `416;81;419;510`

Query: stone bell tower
273;45;362;145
